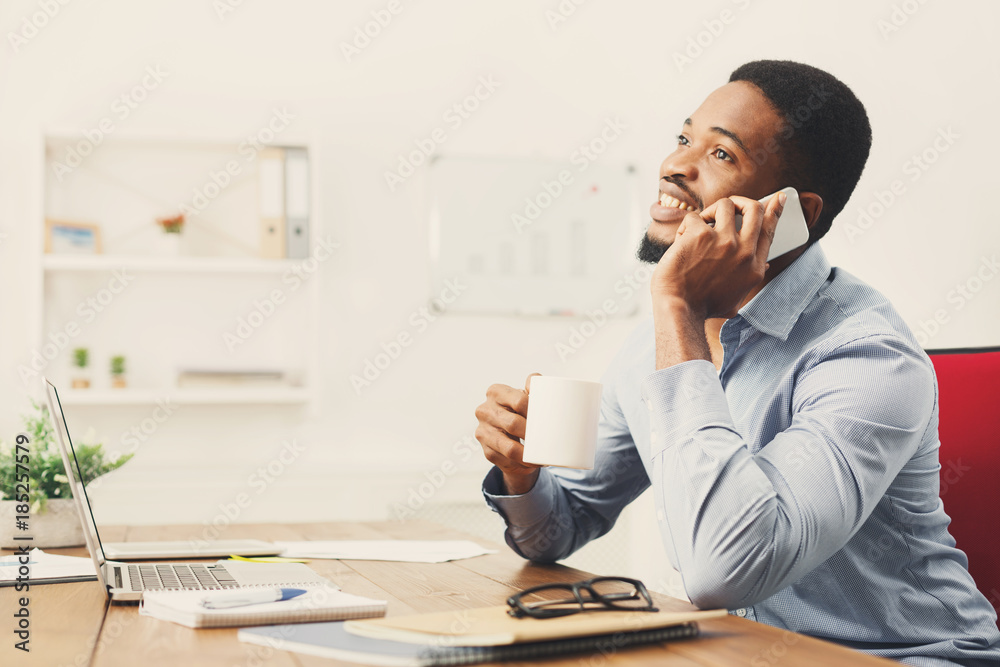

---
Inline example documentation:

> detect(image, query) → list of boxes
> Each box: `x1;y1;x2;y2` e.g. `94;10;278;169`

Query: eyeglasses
506;576;659;619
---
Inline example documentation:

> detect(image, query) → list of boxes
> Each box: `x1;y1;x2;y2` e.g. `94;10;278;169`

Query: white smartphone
731;186;811;261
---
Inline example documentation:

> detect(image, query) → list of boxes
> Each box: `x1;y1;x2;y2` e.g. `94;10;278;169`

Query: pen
200;587;307;609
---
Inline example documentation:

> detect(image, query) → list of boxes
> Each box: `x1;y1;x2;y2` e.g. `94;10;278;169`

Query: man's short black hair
729;60;872;244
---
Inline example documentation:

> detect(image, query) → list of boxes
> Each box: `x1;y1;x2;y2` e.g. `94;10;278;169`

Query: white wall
1;0;997;583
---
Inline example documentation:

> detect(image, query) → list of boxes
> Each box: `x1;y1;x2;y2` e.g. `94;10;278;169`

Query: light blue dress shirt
483;243;1000;666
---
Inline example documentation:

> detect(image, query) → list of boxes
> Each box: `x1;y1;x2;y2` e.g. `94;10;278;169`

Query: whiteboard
429;154;639;316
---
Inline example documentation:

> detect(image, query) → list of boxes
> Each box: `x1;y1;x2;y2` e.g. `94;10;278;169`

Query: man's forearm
653;299;712;370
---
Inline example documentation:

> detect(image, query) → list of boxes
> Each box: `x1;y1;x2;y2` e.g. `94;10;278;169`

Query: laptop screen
43;377;111;590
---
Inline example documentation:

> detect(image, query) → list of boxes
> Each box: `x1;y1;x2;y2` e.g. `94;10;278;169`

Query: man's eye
713;148;733;162
676;135;690;146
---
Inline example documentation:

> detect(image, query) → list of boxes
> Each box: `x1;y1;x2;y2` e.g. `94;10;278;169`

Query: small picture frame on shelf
45;219;102;255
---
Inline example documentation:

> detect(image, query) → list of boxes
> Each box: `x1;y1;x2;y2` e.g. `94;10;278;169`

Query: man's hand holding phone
651;192;786;321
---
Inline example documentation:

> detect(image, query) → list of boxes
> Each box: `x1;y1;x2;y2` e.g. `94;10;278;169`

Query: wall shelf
38;134;322;414
43;254;301;274
57;387;311;406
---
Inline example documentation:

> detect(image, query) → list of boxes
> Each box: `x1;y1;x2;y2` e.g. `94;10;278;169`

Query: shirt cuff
640;359;735;459
482;465;557;528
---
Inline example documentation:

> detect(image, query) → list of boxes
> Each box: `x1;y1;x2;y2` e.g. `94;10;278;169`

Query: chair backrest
927;347;1000;617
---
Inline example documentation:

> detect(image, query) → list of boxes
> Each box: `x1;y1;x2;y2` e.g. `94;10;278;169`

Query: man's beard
635;232;670;264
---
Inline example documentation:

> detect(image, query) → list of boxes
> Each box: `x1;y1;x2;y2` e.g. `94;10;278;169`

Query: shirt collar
737;243;832;341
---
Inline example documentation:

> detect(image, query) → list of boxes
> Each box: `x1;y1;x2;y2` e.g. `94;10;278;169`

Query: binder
283;146;310;259
258;147;286;258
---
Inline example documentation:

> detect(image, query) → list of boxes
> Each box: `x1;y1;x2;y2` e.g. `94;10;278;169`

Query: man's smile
650;182;701;224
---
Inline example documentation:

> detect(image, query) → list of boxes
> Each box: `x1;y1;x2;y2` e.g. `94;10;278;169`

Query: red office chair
927;347;1000;619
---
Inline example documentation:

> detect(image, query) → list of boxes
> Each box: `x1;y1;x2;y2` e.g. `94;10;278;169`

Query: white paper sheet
275;540;496;563
0;547;96;583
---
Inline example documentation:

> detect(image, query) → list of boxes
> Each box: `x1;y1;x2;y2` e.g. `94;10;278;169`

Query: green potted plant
71;347;90;389
155;212;185;256
110;355;127;389
156;212;185;234
0;401;132;548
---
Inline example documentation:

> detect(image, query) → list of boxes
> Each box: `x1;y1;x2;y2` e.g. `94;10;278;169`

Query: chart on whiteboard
429;155;641;316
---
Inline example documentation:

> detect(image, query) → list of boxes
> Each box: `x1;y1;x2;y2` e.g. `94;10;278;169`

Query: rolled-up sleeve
642;335;935;610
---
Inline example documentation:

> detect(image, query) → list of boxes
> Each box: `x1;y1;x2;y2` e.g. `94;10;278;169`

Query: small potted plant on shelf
71;347;90;388
110;355;126;389
157;213;184;233
155;212;185;256
0;401;133;548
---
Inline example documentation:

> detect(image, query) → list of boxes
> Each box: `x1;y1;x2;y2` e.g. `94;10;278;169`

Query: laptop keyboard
127;563;240;591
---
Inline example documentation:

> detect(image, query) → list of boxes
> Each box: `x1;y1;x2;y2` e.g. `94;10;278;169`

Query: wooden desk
1;520;895;666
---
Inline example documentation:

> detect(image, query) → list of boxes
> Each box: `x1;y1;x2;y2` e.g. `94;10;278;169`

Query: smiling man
474;61;1000;665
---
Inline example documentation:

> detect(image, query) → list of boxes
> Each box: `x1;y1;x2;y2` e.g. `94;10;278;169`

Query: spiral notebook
140;584;387;628
239;620;700;666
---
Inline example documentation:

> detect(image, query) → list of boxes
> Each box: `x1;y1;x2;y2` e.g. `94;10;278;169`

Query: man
474;60;1000;665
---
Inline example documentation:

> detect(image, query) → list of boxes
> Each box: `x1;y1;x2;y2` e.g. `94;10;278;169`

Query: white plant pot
155;232;183;257
0;499;85;549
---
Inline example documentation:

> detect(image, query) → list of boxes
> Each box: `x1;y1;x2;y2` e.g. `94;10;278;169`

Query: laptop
43;377;330;602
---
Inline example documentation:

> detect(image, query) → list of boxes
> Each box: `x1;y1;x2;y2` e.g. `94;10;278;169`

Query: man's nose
660;151;698;182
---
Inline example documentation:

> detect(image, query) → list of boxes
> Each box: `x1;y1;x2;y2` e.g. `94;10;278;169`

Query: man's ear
798;192;824;230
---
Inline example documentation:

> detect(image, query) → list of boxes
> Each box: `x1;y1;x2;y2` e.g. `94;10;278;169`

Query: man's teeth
659;193;694;211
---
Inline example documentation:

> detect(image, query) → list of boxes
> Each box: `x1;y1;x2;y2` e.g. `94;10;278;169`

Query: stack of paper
0;548;96;586
276;540;496;563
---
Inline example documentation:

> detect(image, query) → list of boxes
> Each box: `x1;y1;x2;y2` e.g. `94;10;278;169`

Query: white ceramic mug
522;376;602;469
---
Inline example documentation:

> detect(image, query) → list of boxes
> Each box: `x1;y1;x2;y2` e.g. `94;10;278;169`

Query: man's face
638;81;786;263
